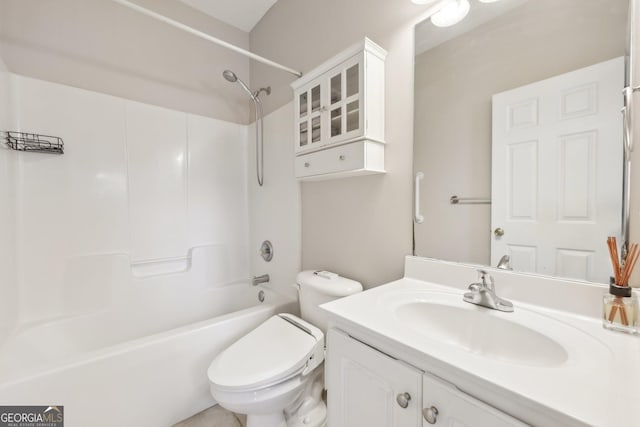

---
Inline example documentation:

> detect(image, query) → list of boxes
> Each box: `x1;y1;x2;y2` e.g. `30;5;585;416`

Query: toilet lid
208;315;323;391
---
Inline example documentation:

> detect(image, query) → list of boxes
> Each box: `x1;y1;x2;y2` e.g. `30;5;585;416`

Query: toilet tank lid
296;270;363;297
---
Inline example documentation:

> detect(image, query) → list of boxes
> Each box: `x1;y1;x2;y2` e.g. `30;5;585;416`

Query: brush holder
602;284;638;335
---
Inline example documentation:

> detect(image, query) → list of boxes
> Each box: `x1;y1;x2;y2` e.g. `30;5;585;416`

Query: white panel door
422;373;528;427
326;329;423;427
492;57;623;282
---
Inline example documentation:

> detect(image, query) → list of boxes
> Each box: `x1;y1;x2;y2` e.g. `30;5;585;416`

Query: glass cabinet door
296;83;323;152
330;72;343;138
295;54;365;152
327;55;363;145
345;63;360;133
297;91;309;149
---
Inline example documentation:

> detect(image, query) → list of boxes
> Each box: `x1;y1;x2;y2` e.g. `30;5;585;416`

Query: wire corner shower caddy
4;131;64;154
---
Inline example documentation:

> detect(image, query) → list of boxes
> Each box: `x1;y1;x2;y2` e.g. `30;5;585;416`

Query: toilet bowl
208;314;326;427
207;271;362;427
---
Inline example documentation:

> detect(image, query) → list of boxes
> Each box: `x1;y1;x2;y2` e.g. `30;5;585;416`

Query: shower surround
0;70;300;425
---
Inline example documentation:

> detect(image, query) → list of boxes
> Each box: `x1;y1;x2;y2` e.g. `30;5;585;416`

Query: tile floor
173;405;246;427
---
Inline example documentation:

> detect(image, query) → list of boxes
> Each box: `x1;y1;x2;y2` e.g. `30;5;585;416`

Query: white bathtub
0;283;297;426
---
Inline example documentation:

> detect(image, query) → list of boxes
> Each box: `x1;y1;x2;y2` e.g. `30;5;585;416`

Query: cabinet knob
396;392;411;409
423;406;439;424
339;155;345;160
304;162;310;168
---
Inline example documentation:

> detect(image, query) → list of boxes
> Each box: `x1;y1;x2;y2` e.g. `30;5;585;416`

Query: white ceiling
178;0;278;32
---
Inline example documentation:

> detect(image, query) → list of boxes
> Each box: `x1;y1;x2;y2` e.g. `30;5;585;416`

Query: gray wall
2;0;638;287
0;0;252;124
413;0;627;265
249;0;438;288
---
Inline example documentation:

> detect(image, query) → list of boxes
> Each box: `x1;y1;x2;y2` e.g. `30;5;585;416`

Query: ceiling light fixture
477;0;502;3
430;0;470;27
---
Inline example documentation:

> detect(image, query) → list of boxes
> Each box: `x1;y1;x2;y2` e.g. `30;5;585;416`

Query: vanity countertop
321;266;640;427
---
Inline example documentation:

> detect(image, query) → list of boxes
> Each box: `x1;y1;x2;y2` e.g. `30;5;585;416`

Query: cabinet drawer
295;141;366;178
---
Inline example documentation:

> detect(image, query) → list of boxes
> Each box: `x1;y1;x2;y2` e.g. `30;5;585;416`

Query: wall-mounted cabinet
291;38;386;180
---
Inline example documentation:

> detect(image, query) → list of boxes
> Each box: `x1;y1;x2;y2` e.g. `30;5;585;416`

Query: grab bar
415;172;424;224
450;195;491;205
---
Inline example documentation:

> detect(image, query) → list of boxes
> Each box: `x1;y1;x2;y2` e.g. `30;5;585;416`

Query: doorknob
494;227;505;237
396;392;411;408
423;406;439;424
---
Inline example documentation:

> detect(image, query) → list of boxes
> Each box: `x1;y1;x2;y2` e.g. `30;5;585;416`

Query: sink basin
390;293;570;367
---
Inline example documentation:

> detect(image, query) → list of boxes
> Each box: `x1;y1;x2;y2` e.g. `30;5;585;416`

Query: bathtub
0;283;297;426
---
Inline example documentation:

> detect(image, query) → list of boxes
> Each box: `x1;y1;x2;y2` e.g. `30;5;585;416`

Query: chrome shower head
222;69;255;100
222;70;237;83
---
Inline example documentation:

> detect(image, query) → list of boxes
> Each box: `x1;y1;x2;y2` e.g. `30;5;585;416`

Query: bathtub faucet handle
252;274;270;286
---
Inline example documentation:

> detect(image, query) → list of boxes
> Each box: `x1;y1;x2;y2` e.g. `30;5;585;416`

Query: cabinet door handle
396;392;411;409
304;162;310;168
339;155;345;160
423;406;439;424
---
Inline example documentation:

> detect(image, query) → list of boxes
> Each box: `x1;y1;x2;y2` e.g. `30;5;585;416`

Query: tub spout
252;274;270;286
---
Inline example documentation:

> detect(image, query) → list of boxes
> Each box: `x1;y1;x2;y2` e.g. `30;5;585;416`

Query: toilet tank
296;270;363;333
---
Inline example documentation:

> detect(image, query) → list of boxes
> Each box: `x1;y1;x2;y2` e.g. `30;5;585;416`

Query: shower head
222;70;237;83
222;69;255;100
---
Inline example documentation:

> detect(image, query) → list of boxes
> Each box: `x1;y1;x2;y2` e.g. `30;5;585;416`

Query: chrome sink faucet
496;254;513;270
463;270;514;312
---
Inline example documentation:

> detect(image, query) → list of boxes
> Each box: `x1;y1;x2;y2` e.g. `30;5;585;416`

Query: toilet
207;270;362;427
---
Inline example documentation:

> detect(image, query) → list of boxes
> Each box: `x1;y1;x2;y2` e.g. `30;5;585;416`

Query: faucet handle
476;269;495;291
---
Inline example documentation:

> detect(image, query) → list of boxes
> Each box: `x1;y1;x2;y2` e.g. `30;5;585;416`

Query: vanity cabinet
326;328;423;426
422;373;528;427
291;38;386;180
326;329;527;427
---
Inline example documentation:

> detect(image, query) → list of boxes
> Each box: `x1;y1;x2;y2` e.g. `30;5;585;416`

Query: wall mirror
413;0;630;283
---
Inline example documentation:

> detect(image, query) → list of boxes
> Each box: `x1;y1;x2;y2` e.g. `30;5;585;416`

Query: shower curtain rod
110;0;303;78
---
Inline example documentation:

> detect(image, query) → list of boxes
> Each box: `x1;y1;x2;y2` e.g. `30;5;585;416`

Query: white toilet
207;270;362;427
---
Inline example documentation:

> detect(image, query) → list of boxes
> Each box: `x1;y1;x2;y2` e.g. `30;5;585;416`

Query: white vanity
321;257;640;427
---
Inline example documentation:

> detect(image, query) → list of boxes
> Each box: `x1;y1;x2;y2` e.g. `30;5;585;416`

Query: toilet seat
208;314;324;392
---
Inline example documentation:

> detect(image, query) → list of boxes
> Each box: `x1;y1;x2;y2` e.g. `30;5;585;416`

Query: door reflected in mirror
413;0;628;282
